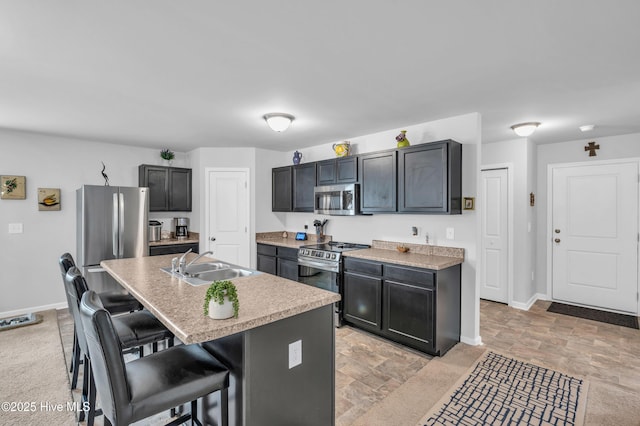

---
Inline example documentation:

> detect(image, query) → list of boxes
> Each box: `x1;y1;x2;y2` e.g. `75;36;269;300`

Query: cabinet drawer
344;257;382;276
257;243;277;256
277;246;299;261
384;265;434;288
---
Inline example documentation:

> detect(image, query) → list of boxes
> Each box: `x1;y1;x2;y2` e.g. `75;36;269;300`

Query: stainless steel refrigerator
76;185;149;293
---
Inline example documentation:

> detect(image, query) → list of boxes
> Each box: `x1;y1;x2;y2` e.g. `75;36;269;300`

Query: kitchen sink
160;263;259;286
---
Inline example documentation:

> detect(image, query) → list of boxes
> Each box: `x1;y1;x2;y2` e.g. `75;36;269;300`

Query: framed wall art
38;188;61;211
463;197;475;210
1;175;26;199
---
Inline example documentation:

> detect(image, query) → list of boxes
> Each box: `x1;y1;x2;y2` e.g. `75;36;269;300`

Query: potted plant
160;148;175;165
203;280;239;319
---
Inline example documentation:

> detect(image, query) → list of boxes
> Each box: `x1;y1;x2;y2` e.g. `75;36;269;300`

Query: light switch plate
446;227;454;240
8;223;23;234
289;339;302;369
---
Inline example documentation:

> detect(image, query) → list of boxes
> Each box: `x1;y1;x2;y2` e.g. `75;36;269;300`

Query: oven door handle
297;257;339;273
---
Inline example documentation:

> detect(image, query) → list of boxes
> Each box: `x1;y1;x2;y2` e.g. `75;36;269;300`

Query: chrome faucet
183;251;214;275
177;248;193;275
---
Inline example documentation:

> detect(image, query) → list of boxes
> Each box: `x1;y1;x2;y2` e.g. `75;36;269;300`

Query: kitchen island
101;254;339;426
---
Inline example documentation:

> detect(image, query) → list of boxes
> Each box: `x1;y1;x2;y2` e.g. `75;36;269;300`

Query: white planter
208;297;234;320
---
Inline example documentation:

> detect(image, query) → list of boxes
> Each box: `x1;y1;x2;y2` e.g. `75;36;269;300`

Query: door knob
554;238;561;243
554;229;561;233
210;237;216;241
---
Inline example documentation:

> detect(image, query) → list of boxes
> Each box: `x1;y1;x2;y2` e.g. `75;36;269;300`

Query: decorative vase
208;296;234;320
332;142;351;157
293;150;302;165
395;130;410;148
162;159;173;166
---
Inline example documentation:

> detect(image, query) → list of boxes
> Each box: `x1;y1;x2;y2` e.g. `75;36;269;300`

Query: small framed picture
1;175;26;199
38;188;61;211
463;197;475;210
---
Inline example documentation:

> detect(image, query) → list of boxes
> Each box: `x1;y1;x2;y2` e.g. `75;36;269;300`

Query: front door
480;168;509;303
206;169;250;267
551;161;639;313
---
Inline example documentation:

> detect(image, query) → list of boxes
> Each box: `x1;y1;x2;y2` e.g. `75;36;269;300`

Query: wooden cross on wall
584;141;600;156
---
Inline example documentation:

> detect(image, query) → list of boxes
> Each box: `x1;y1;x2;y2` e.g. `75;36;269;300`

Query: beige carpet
0;309;75;425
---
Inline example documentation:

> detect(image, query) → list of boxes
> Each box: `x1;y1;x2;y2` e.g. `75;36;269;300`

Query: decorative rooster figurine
395;130;410;148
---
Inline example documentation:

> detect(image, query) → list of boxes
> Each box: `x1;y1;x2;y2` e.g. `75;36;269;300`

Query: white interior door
207;169;250;267
552;161;638;313
480;168;509;303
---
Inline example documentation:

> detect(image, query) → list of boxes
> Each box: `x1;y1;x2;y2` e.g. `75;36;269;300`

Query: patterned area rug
421;352;588;425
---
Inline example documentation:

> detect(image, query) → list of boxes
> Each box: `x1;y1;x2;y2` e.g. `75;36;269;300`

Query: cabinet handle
210;237;216;241
554;238;561;243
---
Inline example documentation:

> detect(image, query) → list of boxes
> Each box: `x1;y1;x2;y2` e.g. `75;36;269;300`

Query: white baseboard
0;302;67;319
461;335;483;346
510;293;547;311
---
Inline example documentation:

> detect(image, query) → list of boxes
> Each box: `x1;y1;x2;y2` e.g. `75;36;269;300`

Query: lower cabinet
256;243;299;281
149;242;199;256
343;257;460;356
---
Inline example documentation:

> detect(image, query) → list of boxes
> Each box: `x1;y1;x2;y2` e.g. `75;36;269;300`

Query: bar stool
65;267;175;425
80;290;229;426
59;252;143;389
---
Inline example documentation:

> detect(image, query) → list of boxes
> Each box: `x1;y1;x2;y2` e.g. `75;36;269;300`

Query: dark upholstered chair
65;267;175;425
80;290;229;426
59;252;143;388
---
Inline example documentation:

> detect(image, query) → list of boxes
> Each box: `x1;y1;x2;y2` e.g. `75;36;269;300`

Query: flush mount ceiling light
510;122;541;137
263;113;295;132
579;124;595;132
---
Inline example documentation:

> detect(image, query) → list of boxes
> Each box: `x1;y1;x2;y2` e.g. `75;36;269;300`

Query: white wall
536;132;640;297
0;129;188;316
270;113;483;345
482;138;537;307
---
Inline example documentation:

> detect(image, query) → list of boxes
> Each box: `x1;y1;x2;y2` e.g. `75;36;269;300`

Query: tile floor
58;298;640;425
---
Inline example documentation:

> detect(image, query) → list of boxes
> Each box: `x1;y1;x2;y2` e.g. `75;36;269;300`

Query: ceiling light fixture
510;122;541;137
263;113;295;132
579;124;595;132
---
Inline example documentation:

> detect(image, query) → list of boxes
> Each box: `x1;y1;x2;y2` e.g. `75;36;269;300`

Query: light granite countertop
256;231;332;249
100;254;340;344
343;240;464;270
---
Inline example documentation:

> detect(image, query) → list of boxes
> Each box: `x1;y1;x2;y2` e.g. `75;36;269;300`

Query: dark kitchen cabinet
292;163;316;212
149;242;199;256
257;243;277;275
256;243;299;281
343;256;461;356
316;157;358;185
358;150;397;213
398;140;462;214
343;268;383;333
139;165;192;212
272;166;293;212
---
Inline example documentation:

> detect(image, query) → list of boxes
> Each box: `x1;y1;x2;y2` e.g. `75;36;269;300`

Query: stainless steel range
298;241;370;326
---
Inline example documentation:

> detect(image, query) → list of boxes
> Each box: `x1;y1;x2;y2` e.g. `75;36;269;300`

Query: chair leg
70;331;81;389
191;400;201;426
220;388;228;426
86;359;104;426
139;345;144;357
79;355;90;422
152;341;158;353
168;337;174;347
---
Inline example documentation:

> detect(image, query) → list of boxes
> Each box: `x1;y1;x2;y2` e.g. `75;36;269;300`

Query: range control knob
331;253;337;260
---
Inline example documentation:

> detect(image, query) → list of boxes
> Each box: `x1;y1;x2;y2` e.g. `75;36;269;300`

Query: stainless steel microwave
314;183;360;216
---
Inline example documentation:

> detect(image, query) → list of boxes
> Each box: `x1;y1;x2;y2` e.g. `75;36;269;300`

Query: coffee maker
174;217;189;239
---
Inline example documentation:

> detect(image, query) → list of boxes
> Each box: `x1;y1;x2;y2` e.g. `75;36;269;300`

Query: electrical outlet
8;223;23;234
446;227;454;240
289;339;302;369
410;226;419;236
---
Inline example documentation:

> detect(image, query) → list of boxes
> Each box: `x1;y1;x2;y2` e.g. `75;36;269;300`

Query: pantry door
206;168;250;267
551;161;638;313
480;168;509;303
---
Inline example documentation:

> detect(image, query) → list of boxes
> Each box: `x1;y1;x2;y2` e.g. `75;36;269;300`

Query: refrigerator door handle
119;192;125;258
112;193;119;257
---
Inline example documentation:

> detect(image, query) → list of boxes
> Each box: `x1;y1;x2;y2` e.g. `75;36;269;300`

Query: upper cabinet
398;140;462;214
316;157;358;185
272;166;293;212
271;139;462;215
292;163;316;212
139;165;192;212
358;150;397;213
